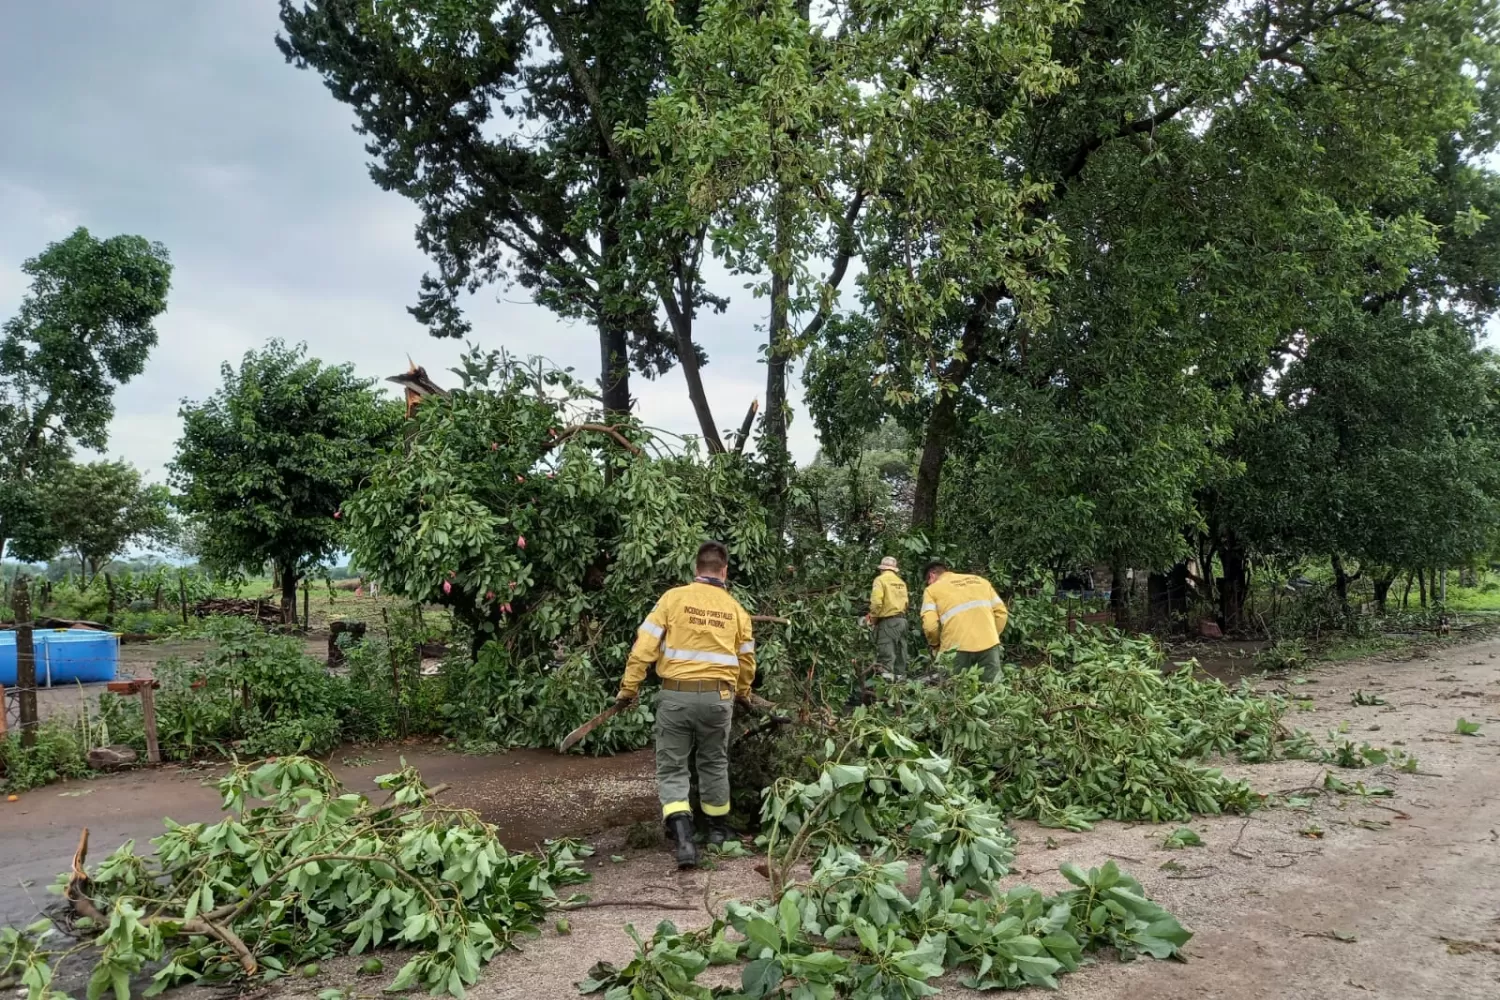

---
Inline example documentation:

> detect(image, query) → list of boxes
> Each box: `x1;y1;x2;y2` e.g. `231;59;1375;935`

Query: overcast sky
0;1;818;486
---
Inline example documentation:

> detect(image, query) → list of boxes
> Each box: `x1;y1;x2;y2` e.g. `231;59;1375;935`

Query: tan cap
878;556;899;571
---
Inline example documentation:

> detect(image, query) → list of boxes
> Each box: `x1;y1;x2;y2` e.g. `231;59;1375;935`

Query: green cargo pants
656;685;734;819
874;615;908;676
953;645;1003;682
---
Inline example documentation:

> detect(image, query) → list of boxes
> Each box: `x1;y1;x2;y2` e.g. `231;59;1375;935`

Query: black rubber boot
707;820;733;848
666;813;699;869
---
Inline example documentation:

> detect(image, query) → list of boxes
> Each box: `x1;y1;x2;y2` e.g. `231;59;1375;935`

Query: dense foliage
31;461;177;581
172;340;403;621
0;228;172;563
583;677;1198;1000
93;618;439;765
343;350;782;746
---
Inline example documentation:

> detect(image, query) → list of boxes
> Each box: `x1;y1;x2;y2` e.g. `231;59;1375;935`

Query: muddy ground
5;636;1498;998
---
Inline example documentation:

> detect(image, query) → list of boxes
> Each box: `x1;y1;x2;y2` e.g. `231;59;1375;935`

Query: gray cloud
0;0;819;484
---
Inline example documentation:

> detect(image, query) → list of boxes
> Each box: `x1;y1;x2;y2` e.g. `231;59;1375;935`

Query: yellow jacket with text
920;572;1008;652
868;570;909;619
618;579;755;698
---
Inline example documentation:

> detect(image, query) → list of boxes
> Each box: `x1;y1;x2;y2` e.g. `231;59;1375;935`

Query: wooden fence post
139;680;161;764
179;574;189;626
14;575;39;748
302;581;310;633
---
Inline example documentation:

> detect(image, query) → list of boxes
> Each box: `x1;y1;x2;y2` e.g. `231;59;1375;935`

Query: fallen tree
4;758;591;999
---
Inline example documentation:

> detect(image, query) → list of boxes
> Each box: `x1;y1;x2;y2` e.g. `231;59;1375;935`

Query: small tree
0;227;172;559
42;460;177;582
171;341;402;622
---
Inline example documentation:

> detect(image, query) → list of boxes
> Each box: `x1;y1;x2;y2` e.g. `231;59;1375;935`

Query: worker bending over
615;540;755;868
865;555;909;676
919;560;1008;680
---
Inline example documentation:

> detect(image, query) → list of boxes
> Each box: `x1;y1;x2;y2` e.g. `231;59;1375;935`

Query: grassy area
1442;582;1500;611
230;575;450;633
1314;634;1414;663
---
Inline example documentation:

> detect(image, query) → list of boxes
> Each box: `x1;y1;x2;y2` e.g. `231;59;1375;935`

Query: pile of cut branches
3;758;590;1000
584;721;1191;999
737;628;1284;831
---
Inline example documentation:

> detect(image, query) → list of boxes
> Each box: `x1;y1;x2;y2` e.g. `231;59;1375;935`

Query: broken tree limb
66;827;259;974
734;399;760;455
751;615;790;624
545;423;643;456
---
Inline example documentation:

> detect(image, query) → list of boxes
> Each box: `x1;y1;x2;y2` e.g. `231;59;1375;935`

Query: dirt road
4;636;1497;998
458;634;1500;1000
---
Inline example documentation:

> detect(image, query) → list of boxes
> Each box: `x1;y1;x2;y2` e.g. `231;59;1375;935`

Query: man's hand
862;613;872;626
613;694;637;711
734;694;756;714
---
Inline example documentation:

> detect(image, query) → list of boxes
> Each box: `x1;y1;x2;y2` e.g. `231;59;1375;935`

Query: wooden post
14;576;39;748
302;581;310;633
0;684;8;736
382;608;404;737
179;573;189;626
139;680;161;764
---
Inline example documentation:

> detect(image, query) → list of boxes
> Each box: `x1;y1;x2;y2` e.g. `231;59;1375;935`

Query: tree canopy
0;227;172;560
38;460;177;582
171;341;403;621
279;0;1500;622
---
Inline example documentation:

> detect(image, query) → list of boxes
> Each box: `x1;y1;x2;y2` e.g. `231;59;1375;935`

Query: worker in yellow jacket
919;559;1008;681
865;555;909;676
615;540;754;868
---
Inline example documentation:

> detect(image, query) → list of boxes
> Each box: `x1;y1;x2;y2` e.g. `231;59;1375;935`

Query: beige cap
878;556;899;571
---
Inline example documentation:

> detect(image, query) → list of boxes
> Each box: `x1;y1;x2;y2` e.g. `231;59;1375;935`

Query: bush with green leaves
440;642;654;755
5;758;591;1000
0;719;95;793
98;617;432;764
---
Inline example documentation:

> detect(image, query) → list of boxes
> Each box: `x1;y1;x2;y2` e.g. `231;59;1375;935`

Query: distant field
230;576;450;632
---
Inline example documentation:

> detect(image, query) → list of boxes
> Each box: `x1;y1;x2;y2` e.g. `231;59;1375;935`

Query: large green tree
0;227;172;560
631;0;1074;526
1226;312;1500;610
805;0;1494;537
42;460;177;582
171;341;402;621
277;0;731;444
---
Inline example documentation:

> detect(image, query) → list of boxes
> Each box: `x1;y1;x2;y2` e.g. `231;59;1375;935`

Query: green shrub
0;722;93;792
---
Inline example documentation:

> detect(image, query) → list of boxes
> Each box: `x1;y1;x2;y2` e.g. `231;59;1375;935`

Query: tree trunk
1219;535;1249;632
1109;560;1127;618
1418;567;1427;608
763;199;793;538
660;280;724;454
598;186;632;423
1372;572;1395;612
280;561;300;625
910;301;999;532
14;576;38;747
911;390;960;532
1332;554;1350;608
1401;571;1414;609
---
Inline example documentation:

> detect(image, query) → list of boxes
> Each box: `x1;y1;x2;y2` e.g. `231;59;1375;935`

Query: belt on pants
662;678;734;693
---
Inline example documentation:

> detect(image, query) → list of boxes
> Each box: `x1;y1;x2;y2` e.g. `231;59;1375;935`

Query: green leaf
740;958;783;999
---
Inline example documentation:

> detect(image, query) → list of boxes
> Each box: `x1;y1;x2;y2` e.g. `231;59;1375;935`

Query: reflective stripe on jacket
619;579;755;698
919;572;1008;652
868;570;909;619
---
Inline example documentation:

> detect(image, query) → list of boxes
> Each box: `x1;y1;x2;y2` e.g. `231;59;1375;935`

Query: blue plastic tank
0;629;119;686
